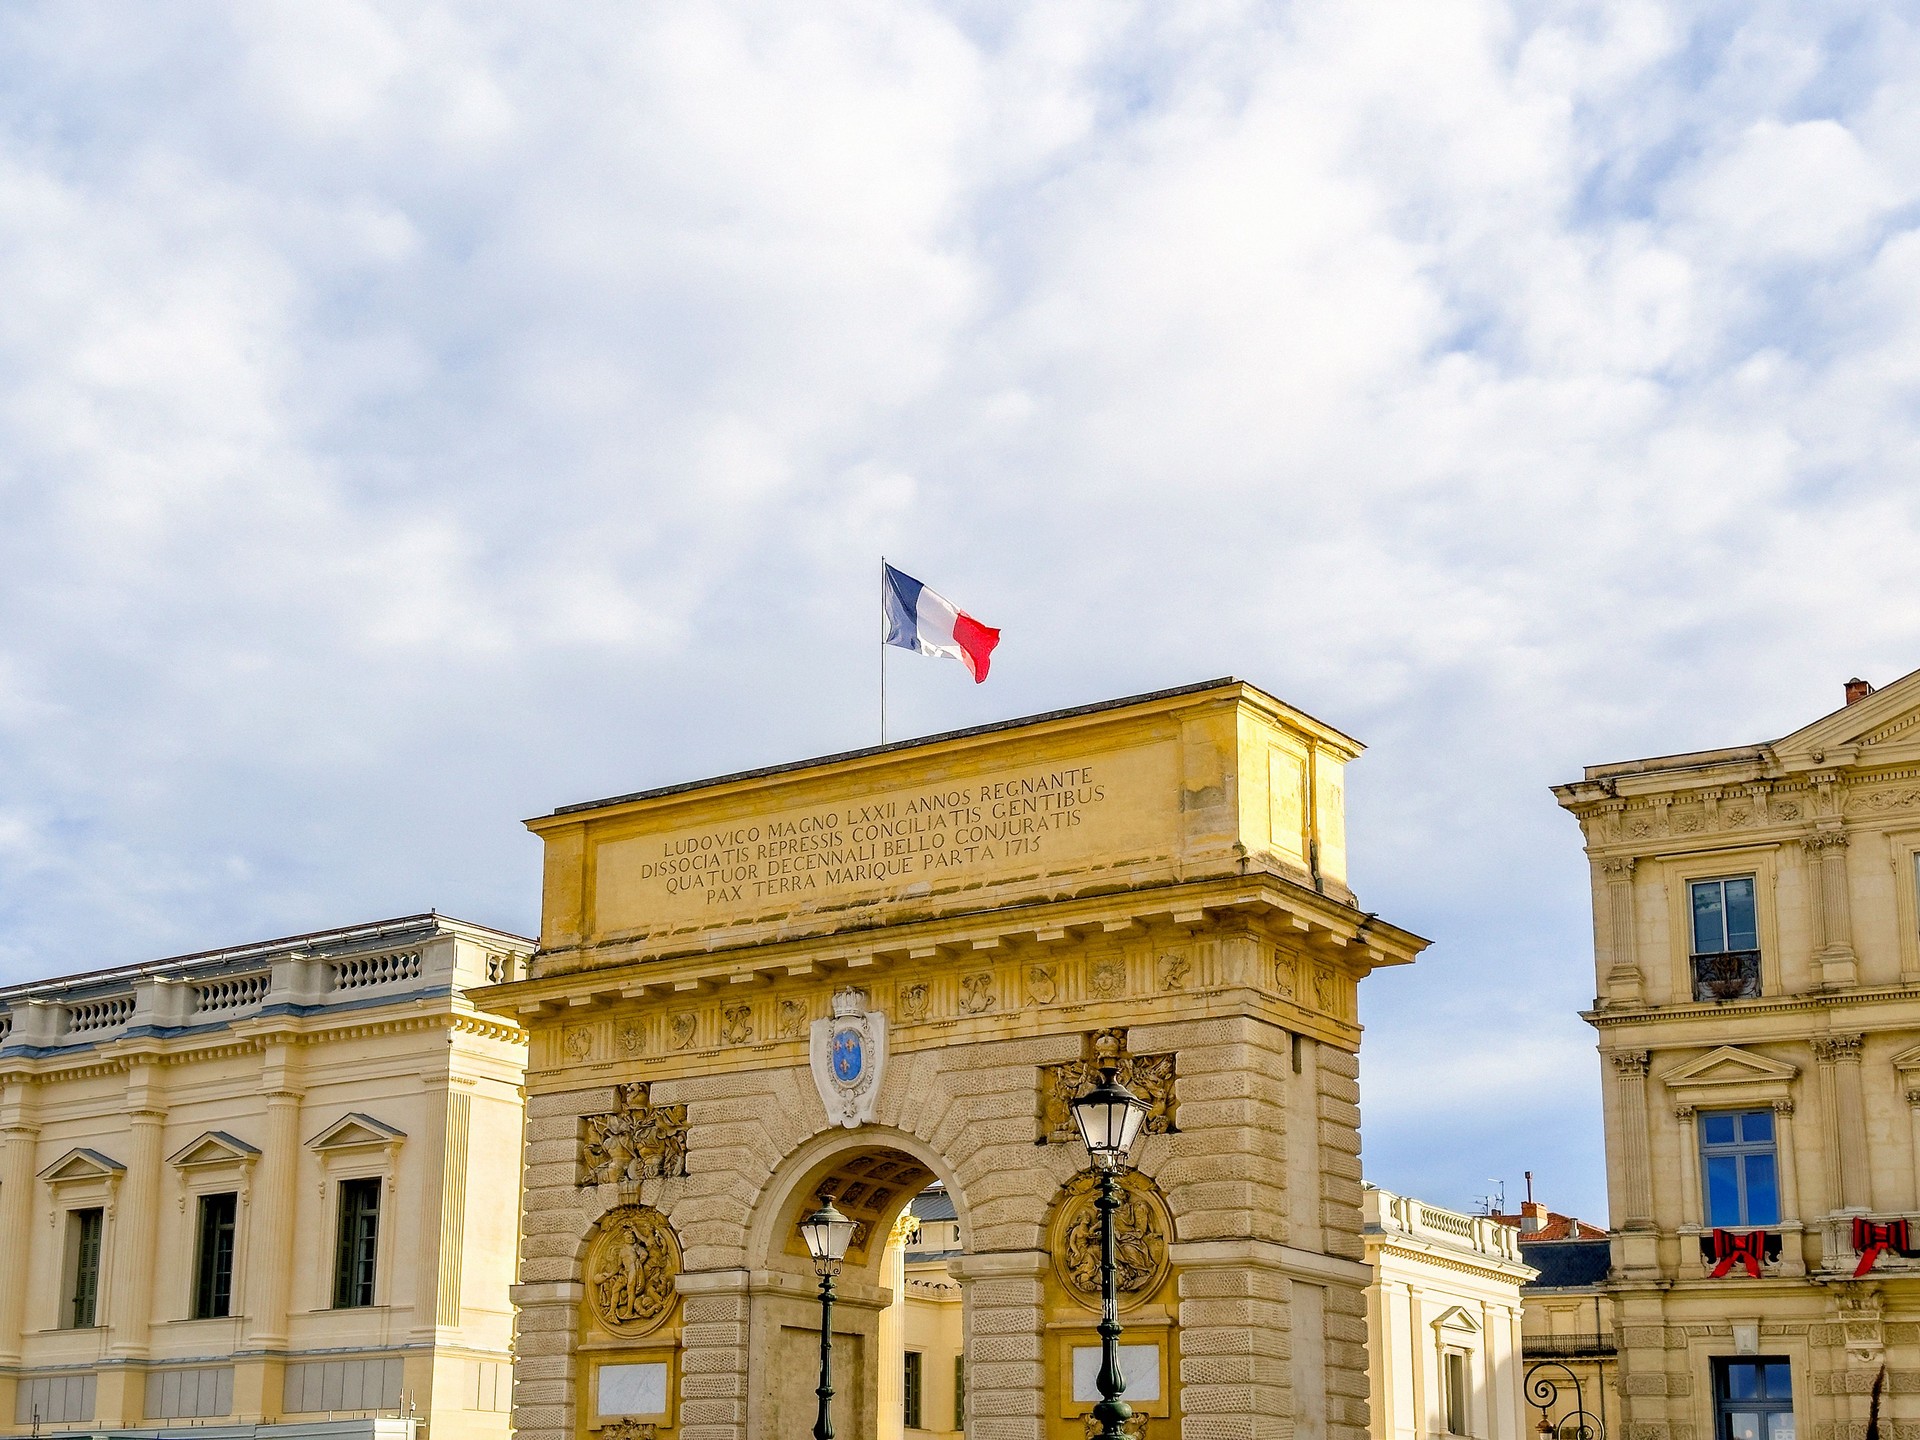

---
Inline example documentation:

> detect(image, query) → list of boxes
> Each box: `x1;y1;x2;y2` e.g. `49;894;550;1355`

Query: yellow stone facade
486;679;1430;1440
1362;1188;1533;1440
0;913;532;1440
1556;669;1920;1440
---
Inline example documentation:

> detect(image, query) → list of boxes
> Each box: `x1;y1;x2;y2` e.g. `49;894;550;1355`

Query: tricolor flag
883;563;1000;683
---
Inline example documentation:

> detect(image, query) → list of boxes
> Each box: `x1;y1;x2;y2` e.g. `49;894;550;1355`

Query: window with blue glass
1700;1110;1780;1227
1715;1359;1793;1440
1690;876;1762;1001
1692;877;1758;953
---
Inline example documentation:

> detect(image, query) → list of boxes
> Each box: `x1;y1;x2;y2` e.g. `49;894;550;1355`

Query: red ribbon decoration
1709;1228;1768;1278
1853;1217;1912;1277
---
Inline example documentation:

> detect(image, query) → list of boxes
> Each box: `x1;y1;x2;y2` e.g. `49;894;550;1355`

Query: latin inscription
633;766;1108;907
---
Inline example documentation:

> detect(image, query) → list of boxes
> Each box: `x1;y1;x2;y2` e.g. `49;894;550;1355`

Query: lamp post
1069;1063;1152;1440
800;1197;856;1440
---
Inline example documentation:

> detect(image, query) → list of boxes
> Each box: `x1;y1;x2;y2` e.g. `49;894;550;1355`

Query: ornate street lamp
800;1196;856;1440
1070;1063;1152;1440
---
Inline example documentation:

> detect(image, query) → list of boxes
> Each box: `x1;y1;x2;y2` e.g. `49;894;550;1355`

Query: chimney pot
1846;678;1874;706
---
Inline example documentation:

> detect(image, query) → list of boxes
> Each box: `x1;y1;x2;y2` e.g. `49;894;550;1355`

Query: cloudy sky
4;1;1920;1219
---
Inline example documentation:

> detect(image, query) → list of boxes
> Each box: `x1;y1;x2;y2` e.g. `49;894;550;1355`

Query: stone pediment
39;1147;126;1184
1889;1045;1920;1076
168;1131;261;1169
1776;666;1920;762
306;1113;406;1152
1662;1046;1798;1109
1430;1305;1480;1334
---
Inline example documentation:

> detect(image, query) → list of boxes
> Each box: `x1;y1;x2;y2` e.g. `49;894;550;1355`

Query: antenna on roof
1474;1179;1506;1215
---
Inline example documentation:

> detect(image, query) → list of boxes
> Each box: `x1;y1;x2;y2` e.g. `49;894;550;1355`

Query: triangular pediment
1890;1044;1920;1075
306;1113;406;1151
1431;1305;1480;1333
1662;1046;1799;1090
38;1147;126;1184
167;1131;261;1169
1775;666;1920;761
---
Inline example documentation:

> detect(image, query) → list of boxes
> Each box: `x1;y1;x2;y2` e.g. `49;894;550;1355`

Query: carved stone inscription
592;744;1178;934
628;765;1107;907
1039;1028;1178;1144
581;1082;689;1186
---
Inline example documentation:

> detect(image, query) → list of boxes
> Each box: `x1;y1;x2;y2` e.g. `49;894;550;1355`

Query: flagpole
879;556;887;746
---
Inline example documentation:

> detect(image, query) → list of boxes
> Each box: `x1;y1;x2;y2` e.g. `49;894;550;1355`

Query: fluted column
1611;1051;1653;1228
0;1084;40;1365
876;1213;919;1440
1807;833;1858;987
244;1045;304;1349
108;1064;166;1359
1814;1034;1870;1210
1600;859;1645;1005
1674;1106;1701;1225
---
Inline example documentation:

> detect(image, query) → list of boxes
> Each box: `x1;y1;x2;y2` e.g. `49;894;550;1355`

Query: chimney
1520;1201;1549;1234
1846;678;1874;706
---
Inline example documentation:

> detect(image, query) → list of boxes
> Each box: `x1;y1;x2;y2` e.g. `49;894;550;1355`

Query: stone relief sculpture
1038;1029;1177;1144
1050;1167;1171;1309
586;1203;681;1335
581;1082;689;1186
959;972;996;1013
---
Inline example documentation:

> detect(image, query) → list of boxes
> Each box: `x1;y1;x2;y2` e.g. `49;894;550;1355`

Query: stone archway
745;1134;966;1440
490;680;1430;1440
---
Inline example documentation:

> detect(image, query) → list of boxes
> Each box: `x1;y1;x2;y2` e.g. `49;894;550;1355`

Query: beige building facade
0;912;532;1440
1556;669;1920;1440
485;679;1430;1440
1363;1187;1533;1440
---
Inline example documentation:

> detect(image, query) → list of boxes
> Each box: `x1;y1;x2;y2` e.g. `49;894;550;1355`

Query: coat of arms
811;986;888;1128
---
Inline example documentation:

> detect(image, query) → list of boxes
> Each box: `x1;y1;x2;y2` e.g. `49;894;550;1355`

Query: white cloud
0;0;1917;1214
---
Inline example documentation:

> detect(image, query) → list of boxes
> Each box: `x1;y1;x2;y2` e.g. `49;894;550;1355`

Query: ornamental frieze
581;1082;688;1186
586;1203;681;1336
1038;1028;1177;1144
1049;1166;1172;1310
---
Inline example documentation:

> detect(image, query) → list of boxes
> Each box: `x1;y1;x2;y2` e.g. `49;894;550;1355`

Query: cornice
488;871;1423;1020
1588;984;1920;1032
0;1009;524;1087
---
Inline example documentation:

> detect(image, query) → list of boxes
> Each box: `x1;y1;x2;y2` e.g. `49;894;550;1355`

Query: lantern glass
1070;1064;1149;1168
800;1198;856;1267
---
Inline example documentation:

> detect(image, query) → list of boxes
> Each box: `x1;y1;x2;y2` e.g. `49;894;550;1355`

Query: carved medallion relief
1049;1167;1172;1311
586;1203;681;1336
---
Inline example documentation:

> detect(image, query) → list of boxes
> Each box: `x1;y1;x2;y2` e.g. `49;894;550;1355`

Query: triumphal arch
484;679;1427;1440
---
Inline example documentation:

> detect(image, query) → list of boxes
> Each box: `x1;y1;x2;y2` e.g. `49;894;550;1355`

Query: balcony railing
1692;950;1761;1003
1524;1333;1617;1358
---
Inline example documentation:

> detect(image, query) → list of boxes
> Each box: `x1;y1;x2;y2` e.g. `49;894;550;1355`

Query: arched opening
750;1136;970;1440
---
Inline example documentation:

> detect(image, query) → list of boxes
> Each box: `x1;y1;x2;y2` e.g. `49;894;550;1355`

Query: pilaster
1806;833;1859;988
107;1067;166;1363
242;1042;303;1367
945;1250;1047;1440
512;1279;586;1440
1814;1034;1869;1212
1601;858;1645;1006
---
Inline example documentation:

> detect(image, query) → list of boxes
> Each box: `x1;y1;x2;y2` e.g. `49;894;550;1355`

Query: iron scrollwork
1525;1360;1604;1440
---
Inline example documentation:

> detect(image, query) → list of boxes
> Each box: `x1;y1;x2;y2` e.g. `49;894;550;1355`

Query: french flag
883;563;1000;683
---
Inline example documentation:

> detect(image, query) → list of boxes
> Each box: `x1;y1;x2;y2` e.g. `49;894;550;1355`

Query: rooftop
1519;1237;1613;1290
547;677;1359;817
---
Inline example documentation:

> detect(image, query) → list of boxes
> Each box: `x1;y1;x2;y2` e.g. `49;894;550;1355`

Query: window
904;1351;923;1430
66;1208;104;1328
193;1192;238;1319
1715;1359;1794;1440
1443;1349;1471;1436
332;1177;381;1309
1701;1111;1780;1227
1691;877;1761;1001
954;1355;965;1431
